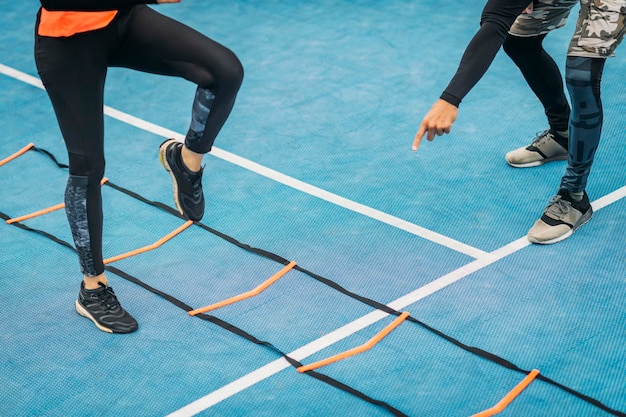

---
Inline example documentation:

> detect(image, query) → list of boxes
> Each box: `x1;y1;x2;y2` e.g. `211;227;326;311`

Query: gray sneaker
505;130;568;168
527;190;593;244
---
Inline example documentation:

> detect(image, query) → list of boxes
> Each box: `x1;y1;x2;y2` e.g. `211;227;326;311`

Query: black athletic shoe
75;282;138;334
159;139;205;221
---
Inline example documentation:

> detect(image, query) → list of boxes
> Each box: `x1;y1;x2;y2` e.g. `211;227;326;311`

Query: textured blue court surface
1;1;625;416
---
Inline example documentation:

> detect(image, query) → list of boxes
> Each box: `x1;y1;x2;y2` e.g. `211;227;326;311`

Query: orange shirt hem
38;8;118;37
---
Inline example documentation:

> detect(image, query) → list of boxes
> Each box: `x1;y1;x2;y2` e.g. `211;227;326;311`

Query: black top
40;0;157;11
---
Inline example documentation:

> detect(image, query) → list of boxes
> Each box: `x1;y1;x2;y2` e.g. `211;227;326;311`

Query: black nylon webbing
3;146;624;417
32;145;68;169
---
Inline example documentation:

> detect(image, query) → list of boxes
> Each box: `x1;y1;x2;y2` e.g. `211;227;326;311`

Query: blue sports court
1;1;625;416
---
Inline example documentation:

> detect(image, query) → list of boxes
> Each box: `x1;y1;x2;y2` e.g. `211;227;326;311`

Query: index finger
412;124;426;151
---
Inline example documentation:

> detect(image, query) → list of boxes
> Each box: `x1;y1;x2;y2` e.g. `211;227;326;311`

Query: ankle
84;274;107;290
568;191;584;202
181;146;203;173
552;129;569;148
559;189;584;203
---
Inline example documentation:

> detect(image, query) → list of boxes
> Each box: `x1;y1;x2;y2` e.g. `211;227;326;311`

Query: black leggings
561;56;605;193
34;5;243;276
503;34;571;136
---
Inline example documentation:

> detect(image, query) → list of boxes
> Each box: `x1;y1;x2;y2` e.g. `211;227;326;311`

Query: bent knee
204;49;244;94
220;50;244;90
503;34;544;60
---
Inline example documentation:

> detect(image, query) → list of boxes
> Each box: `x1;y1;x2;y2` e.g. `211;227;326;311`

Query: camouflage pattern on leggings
568;0;626;57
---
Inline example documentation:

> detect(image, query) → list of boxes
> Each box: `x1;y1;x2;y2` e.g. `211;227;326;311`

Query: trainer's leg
560;0;626;192
505;0;578;137
503;34;570;136
560;56;605;193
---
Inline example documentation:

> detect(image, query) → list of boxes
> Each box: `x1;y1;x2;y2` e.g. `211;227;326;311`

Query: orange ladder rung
6;203;65;224
471;369;540;417
104;220;193;264
188;261;298;316
5;178;109;224
297;311;411;373
0;143;34;167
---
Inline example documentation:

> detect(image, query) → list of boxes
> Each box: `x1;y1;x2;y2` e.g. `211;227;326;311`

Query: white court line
591;185;626;211
167;180;626;417
0;63;488;260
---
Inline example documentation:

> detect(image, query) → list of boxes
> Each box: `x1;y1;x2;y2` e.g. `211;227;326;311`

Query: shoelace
545;195;571;219
532;130;554;146
189;171;203;197
96;285;121;310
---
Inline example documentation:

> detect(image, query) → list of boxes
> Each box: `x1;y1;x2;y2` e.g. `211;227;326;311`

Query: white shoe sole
75;300;113;333
159;139;185;217
506;154;567;168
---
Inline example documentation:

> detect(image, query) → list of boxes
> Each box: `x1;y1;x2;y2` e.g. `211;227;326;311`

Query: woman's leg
112;5;244;154
110;5;243;220
34;17;138;333
35;31;109;282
